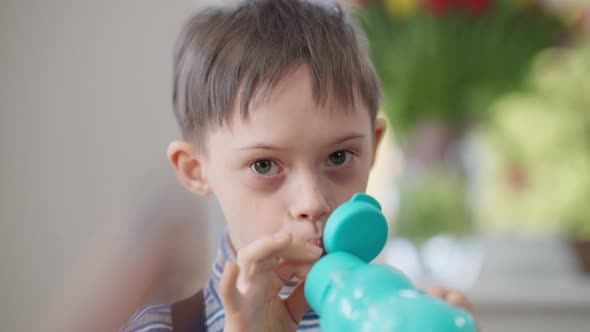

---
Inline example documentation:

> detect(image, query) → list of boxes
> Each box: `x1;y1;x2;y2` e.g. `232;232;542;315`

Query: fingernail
305;242;323;256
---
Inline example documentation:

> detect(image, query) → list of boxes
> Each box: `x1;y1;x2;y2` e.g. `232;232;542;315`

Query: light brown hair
172;0;382;149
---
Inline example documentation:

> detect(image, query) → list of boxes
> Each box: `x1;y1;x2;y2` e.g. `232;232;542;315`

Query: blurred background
1;1;226;331
359;1;590;331
1;0;589;331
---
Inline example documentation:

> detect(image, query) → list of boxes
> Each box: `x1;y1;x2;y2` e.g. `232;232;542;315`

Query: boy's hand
426;286;475;315
219;232;323;332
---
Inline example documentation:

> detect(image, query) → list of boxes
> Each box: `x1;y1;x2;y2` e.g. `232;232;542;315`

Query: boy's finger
237;233;321;271
426;286;449;299
427;287;476;315
219;261;241;312
277;241;323;262
273;261;314;284
446;292;475;314
284;281;310;325
237;232;293;269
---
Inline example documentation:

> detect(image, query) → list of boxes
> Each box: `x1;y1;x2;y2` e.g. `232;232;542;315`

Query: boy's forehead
238;65;369;123
203;68;375;159
219;79;372;148
220;110;371;154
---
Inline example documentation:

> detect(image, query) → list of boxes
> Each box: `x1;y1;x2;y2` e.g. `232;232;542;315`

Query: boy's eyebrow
236;133;366;151
236;143;285;151
329;133;366;145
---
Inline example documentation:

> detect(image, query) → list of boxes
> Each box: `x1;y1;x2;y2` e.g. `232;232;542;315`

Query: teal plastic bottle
304;193;477;332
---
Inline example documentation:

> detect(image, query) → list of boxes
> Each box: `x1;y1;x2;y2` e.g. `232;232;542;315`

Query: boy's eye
250;159;281;175
328;150;353;167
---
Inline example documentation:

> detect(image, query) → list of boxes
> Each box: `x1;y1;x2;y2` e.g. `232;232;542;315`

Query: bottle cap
323;193;388;262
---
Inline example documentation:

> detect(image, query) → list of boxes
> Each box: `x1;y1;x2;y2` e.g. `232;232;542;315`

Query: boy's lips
307;238;327;256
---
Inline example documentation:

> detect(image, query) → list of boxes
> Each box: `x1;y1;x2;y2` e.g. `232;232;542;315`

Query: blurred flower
384;0;419;17
424;0;456;15
424;0;494;16
358;0;568;138
505;163;528;193
516;0;537;9
459;0;494;16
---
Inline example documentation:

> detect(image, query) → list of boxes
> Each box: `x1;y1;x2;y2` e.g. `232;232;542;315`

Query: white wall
0;1;225;330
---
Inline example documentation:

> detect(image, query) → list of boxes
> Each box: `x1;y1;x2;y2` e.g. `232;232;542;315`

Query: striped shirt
119;234;320;332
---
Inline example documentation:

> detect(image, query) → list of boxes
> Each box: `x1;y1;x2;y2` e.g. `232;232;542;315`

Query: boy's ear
370;118;387;168
166;140;212;196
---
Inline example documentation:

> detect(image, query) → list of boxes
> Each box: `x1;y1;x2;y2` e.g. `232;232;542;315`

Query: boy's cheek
223;197;285;246
241;174;284;193
325;164;362;186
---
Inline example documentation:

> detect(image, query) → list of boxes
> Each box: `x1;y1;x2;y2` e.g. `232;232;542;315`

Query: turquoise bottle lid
323;193;388;262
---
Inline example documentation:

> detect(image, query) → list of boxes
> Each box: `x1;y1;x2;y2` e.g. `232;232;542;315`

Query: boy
121;0;475;331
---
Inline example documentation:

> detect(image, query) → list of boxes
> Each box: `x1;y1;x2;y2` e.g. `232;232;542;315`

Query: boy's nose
289;178;331;222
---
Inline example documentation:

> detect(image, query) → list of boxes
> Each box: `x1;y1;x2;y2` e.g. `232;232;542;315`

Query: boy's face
172;65;385;252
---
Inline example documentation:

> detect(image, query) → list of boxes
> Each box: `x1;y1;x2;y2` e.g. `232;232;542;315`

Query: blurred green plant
356;0;569;140
395;168;474;244
478;40;590;239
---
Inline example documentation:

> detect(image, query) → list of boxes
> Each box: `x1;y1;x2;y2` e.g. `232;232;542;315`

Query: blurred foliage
478;40;590;239
394;168;474;243
356;0;569;140
353;0;588;242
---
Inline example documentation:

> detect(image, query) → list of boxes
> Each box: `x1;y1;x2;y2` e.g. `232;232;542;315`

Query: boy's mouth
308;238;327;256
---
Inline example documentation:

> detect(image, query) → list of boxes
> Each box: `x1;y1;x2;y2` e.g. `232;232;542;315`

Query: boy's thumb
284;281;310;324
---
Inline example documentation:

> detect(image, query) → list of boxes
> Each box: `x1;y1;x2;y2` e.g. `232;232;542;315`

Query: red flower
424;0;455;16
424;0;493;16
459;0;493;16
